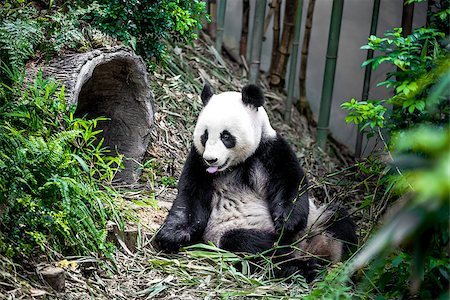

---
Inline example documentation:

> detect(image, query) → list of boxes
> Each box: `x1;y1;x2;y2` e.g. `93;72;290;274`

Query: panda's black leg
220;229;317;280
324;205;358;253
220;229;278;253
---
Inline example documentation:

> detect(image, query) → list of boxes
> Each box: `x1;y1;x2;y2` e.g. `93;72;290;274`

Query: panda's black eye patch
220;130;236;148
200;129;208;147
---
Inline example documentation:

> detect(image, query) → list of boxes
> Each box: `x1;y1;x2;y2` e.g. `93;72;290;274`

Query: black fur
242;84;265;108
220;130;236;148
201;83;214;106
154;146;213;252
256;135;310;241
200;129;208;147
220;229;277;253
220;229;318;281
322;203;358;252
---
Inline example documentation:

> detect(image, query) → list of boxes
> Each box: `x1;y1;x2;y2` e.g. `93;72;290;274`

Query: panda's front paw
273;214;301;234
154;224;191;253
273;209;306;238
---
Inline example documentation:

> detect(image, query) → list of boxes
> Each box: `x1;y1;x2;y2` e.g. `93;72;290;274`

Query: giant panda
154;83;357;279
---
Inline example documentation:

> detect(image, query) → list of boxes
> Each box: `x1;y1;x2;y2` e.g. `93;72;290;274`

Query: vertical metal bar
285;0;304;122
215;0;227;52
316;0;345;149
355;0;381;158
248;0;267;84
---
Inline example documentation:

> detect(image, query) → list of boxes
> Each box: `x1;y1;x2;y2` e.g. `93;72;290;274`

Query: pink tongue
206;166;219;174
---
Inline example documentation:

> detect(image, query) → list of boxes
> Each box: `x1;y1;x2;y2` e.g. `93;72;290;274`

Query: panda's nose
205;158;218;165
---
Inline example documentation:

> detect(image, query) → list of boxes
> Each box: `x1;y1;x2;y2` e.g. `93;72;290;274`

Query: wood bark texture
208;0;217;39
269;0;282;75
297;0;316;124
270;0;299;87
240;0;250;57
26;46;154;183
40;267;65;292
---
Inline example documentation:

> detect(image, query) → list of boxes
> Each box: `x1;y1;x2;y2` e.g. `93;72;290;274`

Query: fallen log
26;46;154;182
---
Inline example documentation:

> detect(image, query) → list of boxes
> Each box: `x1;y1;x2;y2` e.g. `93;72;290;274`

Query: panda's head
193;83;276;174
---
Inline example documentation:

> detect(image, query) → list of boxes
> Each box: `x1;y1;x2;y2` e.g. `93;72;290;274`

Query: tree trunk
426;0;433;28
269;0;282;75
401;0;415;37
240;0;250;57
26;46;154;183
297;0;316;124
270;0;299;87
207;0;217;39
40;267;65;292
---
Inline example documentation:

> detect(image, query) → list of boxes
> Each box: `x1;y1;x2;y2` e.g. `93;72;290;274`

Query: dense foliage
0;0;206;70
342;0;450;298
84;0;206;65
0;68;123;259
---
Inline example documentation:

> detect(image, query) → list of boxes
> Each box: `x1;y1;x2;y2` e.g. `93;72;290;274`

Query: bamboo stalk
297;0;316;123
285;0;304;122
248;0;267;84
215;0;227;52
240;0;250;57
207;0;217;39
269;0;281;75
317;0;344;149
263;0;275;35
270;0;299;87
355;0;381;158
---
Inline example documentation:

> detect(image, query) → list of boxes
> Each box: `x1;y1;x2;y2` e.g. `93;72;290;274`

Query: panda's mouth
206;159;230;174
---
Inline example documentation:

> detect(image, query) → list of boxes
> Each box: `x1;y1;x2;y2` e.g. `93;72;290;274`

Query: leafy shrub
0;68;123;259
341;28;449;133
0;0;206;72
84;0;206;64
0;6;44;69
341;1;450;297
0;2;111;71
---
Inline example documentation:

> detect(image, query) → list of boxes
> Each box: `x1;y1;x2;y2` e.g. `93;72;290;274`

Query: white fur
193;92;276;171
203;161;274;246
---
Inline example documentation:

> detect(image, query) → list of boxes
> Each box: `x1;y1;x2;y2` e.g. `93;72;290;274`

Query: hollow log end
26;46;155;183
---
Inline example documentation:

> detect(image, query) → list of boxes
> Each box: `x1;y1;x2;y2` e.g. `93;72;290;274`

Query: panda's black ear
201;82;214;106
242;84;265;108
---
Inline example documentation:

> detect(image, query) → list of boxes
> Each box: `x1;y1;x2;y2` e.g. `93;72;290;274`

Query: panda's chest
203;161;275;246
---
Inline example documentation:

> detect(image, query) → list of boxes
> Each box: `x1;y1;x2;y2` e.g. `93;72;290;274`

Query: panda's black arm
154;146;213;252
261;135;309;241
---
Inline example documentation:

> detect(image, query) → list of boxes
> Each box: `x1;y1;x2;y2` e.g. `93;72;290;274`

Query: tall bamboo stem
248;0;266;84
285;0;304;122
317;0;344;149
270;0;299;87
297;0;316;122
240;0;250;57
355;0;381;158
215;0;227;52
269;0;281;74
207;0;217;39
